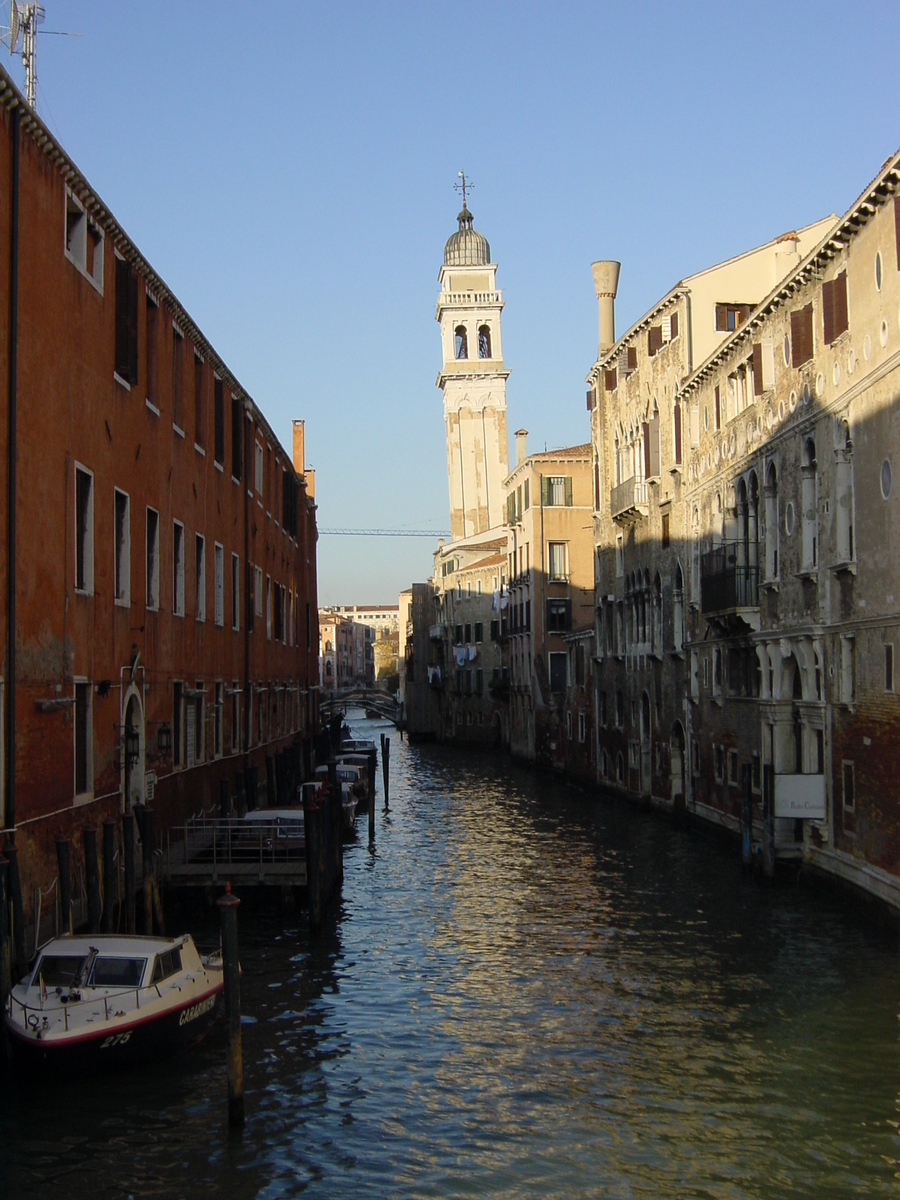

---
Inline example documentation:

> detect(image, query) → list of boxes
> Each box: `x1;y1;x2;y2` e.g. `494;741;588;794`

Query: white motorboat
3;933;223;1071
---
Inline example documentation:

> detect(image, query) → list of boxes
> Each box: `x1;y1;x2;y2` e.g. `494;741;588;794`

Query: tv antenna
2;2;81;110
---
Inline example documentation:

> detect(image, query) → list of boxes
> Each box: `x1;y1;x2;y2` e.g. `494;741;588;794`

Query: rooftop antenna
2;2;81;110
454;169;473;210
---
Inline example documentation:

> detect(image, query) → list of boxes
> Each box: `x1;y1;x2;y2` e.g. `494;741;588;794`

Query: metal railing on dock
162;815;307;888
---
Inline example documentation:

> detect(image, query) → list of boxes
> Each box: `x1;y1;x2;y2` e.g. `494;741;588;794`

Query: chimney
292;419;305;475
514;428;528;467
591;260;621;356
305;467;315;499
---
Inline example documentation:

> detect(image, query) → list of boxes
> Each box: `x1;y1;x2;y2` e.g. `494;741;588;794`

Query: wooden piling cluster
303;773;344;931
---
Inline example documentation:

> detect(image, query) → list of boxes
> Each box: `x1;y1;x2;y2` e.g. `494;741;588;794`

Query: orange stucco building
0;66;319;924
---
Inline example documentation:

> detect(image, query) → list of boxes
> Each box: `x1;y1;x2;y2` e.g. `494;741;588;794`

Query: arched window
835;419;854;563
765;461;778;580
325;639;332;652
454;325;468;360
325;660;333;677
478;324;491;358
673;563;684;652
802;437;818;569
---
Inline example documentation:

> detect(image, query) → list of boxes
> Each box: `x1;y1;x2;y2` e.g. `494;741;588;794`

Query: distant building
318;609;354;691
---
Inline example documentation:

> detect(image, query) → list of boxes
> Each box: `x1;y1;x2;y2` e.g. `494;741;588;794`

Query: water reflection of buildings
588;147;900;910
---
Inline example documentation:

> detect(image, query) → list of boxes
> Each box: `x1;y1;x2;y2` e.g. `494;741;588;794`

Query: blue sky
11;1;900;604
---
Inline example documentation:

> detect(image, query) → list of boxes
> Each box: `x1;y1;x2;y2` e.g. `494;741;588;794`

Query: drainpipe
243;403;251;765
6;104;20;835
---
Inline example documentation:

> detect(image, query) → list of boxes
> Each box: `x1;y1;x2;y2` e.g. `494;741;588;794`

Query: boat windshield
88;957;147;988
33;955;86;988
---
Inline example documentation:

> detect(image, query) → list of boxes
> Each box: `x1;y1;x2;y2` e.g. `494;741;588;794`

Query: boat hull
5;984;223;1074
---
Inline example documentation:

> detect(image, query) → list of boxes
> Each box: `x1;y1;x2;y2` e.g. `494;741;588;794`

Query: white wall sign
774;773;826;820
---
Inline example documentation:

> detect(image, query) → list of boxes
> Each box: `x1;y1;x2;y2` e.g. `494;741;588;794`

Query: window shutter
714;385;721;430
648;326;662;356
674;402;682;465
751;343;763;395
649;418;660;477
690;404;700;445
627;347;637;371
541;476;550;507
586;389;593;412
127;268;139;384
835;271;848;339
762;337;775;389
564;476;573;506
643;422;651;477
739;305;752;325
594;459;601;509
661;315;671;343
715;304;727;331
605;368;617;391
791;306;813;367
617;348;629;375
670;311;679;339
822;278;834;345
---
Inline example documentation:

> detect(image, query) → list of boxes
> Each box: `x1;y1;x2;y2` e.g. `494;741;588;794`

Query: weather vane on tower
454;169;473;209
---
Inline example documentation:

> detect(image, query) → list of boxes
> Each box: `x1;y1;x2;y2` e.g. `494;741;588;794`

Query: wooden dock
161;816;307;888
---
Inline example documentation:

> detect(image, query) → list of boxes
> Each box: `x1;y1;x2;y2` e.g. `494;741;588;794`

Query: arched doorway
122;685;145;811
670;720;686;812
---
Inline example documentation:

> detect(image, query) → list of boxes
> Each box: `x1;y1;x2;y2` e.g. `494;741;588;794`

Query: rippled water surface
3;716;900;1198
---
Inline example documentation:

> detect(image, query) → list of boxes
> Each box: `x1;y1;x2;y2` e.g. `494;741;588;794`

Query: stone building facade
588;144;900;910
0;67;320;918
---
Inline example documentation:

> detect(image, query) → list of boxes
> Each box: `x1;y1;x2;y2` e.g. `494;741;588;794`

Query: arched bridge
320;687;400;723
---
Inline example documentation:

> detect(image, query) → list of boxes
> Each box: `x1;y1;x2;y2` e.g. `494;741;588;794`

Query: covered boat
3;933;223;1071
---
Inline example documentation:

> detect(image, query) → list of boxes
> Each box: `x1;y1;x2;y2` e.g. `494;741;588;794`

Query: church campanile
435;184;509;541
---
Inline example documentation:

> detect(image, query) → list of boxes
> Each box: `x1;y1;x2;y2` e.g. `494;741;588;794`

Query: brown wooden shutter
791;305;813;367
594;459;600;509
648;326;662;356
714;385;721;430
835;271;848;339
643;422;650;477
627;346;637;371
605;368;617;391
715;304;727;331
822;278;835;345
670;311;679;339
751;343;763;395
674;401;682;464
739;305;752;325
564;476;573;506
586;389;593;412
649;418;660;477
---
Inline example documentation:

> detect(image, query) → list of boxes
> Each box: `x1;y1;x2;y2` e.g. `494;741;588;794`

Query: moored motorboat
3;933;223;1072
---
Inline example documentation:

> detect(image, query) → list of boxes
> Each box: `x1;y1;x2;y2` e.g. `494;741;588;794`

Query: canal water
2;713;900;1198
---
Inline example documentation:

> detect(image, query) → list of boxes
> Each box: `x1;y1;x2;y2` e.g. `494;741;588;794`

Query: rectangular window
231;553;240;630
195;534;206;622
114;256;138;384
266;576;272;640
549;651;567;693
842;761;855;811
173;521;185;616
546;599;572;633
172;328;184;432
578;711;586;743
146;507;159;610
231;395;243;480
173;681;183;767
490;619;500;641
615;534;624;578
791;304;814;368
728;749;739;786
543;475;572;506
213;377;225;465
114;488;130;605
74;465;93;594
714;745;725;782
146;295;159;410
548;542;568;581
214;543;224;627
840;635;855;703
194;354;205;449
661;513;670;548
65;188;104;291
255;441;264;496
715;303;751;332
214;681;223;759
192;681;204;765
231;681;240;753
464;622;472;643
822;272;849;345
475;621;483;643
74;680;91;797
266;445;272;515
255;566;263;618
886;643;894;693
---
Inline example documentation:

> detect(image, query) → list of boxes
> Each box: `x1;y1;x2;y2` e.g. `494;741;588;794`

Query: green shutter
541;476;550;506
564;476;573;507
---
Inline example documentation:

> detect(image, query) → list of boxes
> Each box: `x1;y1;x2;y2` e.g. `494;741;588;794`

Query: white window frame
64;187;104;293
548;541;568;582
114;488;130;607
74;463;94;595
195;533;206;622
214;680;223;759
254;566;263;618
214;542;224;627
255;440;264;497
146;506;159;610
173;520;185;617
266;575;272;641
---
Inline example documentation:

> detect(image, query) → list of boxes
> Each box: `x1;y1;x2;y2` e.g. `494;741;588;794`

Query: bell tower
435;180;509;541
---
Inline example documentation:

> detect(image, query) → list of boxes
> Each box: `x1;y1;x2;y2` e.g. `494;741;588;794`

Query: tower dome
443;205;491;267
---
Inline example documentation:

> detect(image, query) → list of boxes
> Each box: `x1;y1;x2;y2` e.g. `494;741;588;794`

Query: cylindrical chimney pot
591;260;621;356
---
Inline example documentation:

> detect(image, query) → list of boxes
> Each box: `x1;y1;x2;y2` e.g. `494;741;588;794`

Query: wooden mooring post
0;854;10;1044
55;836;73;935
381;735;390;811
368;752;376;843
5;845;26;971
762;763;776;880
217;883;244;1127
102;818;116;933
122;811;135;934
83;825;102;934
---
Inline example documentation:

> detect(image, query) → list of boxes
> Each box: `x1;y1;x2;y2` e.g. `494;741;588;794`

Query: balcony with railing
700;545;759;618
609;477;649;521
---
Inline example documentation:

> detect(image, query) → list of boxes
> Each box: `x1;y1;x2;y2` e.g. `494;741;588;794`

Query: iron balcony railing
609;477;648;520
700;546;759;613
